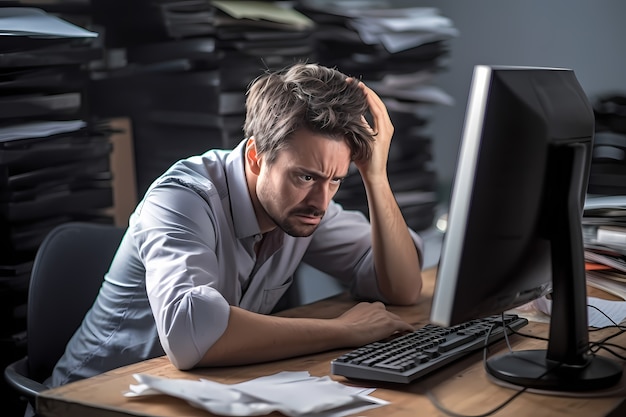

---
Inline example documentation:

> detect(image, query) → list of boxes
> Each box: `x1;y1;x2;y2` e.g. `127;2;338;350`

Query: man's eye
331;178;344;185
300;175;314;182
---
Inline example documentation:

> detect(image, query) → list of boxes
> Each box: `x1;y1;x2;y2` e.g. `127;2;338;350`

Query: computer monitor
430;65;623;392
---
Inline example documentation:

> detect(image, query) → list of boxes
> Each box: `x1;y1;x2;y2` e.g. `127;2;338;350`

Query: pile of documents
0;8;113;280
90;0;316;195
0;6;114;360
125;371;388;417
296;0;458;231
582;195;626;302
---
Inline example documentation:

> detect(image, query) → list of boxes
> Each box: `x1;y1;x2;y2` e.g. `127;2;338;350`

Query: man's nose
306;182;332;210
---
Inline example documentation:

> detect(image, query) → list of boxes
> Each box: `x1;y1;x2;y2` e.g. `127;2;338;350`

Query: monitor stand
486;144;623;392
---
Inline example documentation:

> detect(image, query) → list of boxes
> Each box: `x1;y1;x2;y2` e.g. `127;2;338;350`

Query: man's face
253;130;351;237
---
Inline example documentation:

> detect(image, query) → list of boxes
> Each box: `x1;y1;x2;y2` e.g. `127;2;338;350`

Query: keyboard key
438;333;477;352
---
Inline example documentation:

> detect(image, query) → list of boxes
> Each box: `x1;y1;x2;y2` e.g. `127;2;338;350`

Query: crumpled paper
124;371;389;417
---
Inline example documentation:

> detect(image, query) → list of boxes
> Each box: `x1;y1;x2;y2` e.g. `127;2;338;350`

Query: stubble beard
269;207;325;238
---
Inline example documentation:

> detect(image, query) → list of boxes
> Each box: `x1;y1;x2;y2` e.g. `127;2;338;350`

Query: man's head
243;63;375;237
243;62;373;164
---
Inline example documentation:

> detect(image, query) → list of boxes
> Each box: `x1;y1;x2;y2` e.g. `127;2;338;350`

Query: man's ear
245;137;261;175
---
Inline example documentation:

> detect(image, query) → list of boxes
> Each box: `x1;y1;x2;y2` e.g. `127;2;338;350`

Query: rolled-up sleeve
132;180;230;370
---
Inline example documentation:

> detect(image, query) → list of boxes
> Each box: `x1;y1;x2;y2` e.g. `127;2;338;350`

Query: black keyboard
331;314;529;384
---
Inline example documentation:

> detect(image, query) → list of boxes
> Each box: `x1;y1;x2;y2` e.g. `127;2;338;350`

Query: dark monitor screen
430;65;622;392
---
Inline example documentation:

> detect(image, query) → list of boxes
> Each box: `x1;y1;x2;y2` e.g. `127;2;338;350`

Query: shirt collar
225;139;263;240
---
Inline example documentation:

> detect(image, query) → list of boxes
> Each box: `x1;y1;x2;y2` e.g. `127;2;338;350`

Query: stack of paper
0;6;114;374
90;0;316;195
0;8;112;277
582;195;626;302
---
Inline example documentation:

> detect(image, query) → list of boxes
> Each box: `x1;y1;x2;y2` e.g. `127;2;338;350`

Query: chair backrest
26;222;125;383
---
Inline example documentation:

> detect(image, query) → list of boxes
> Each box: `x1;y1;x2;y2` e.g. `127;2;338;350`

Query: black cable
426;387;527;417
592;344;626;361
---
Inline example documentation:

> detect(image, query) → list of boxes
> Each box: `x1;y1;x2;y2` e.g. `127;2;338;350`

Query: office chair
4;222;126;412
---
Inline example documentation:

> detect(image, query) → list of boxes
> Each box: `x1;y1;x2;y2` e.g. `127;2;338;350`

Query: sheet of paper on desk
125;371;388;417
530;296;626;328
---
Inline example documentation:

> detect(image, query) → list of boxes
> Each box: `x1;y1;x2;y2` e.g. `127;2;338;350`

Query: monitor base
486;350;623;392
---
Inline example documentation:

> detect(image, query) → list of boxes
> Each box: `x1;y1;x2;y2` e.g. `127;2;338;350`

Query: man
48;63;423;388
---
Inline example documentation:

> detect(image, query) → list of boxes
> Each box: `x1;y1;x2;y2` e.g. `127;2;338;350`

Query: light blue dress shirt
48;139;423;387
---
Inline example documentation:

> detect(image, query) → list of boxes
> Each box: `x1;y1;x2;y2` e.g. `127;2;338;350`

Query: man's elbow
390;272;423;305
385;282;422;305
388;290;421;306
166;352;199;371
161;336;205;371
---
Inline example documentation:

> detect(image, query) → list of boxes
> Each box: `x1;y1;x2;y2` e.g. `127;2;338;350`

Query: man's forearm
196;306;347;367
352;81;422;305
195;302;415;368
363;176;422;305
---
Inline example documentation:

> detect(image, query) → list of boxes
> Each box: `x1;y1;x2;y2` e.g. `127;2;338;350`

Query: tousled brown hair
244;63;373;163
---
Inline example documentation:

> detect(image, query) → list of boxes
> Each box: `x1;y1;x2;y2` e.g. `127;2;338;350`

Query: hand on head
346;79;394;180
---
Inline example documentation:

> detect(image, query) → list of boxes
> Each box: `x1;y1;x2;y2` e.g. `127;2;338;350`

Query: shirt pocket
259;275;294;314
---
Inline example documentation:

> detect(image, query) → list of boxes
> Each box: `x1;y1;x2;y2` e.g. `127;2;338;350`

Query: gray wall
419;0;626;202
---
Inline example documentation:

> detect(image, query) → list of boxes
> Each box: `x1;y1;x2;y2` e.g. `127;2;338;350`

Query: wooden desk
37;269;626;417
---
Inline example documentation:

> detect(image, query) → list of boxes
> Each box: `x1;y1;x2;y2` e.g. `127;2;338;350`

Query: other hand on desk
336;301;414;347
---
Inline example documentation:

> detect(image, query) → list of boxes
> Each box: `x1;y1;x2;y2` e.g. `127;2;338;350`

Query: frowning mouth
293;214;322;225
